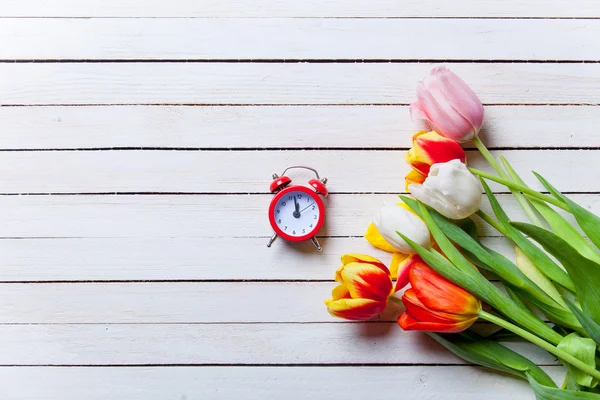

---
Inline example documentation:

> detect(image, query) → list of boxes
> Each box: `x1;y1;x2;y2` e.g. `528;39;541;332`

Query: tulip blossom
408;159;482;220
325;254;394;320
397;256;481;333
410;66;484;143
370;204;431;254
405;131;466;189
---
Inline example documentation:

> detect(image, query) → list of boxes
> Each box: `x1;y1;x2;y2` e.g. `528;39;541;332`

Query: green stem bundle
479;310;600;381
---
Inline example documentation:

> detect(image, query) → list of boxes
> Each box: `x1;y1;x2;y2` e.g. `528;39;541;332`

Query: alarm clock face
268;186;325;242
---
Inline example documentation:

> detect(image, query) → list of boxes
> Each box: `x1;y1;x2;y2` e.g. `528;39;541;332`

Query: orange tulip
405;131;466;190
325;254;394;321
397;256;481;333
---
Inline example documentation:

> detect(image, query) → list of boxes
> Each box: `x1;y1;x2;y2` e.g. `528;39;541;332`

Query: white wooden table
0;1;599;398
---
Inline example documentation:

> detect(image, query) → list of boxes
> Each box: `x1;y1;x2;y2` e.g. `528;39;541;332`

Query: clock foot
311;237;322;252
266;233;278;248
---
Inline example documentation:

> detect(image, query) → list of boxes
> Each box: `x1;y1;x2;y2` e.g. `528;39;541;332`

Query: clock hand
293;196;301;218
300;202;315;213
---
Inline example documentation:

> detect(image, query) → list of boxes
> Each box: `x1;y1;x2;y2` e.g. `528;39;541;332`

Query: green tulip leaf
530;198;600;264
565;372;586;391
515;247;566;308
534;172;600;253
564;299;600;347
401;195;559;309
528;373;600;399
481;179;575;292
429;332;557;388
512;287;583;332
397;210;563;346
511;222;600;327
557;333;598;388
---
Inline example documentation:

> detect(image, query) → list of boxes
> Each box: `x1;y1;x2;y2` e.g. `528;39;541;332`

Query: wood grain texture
0;149;591;193
2;105;599;149
0;324;557;365
0;236;515;281
0;366;567;400
2;0;599;17
0;194;591;239
0;1;594;397
0;282;370;323
3;63;600;105
3;18;600;60
0;281;550;324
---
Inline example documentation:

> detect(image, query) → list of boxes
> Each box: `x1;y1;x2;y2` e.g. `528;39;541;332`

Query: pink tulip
410;66;485;143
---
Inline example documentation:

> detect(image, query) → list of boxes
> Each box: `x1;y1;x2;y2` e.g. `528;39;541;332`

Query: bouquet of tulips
325;67;600;398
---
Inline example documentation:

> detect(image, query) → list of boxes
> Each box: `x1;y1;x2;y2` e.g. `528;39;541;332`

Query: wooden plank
0;282;370;323
2;105;599;149
0;323;557;365
7;193;594;239
0;194;590;239
2;63;600;105
0;366;567;400
0;281;547;324
0;236;516;281
2;0;599;17
0;150;592;193
3;19;600;61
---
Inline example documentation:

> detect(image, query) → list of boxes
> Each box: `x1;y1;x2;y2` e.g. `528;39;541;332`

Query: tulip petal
405;169;427;191
414;81;474;143
340;262;393;301
409;263;481;316
406;131;466;177
337;253;390;282
398;312;477;333
403;289;475;324
364;223;399;254
326;298;387;321
409;103;434;132
435;66;484;135
331;284;351;301
409;183;460;220
341;253;389;271
394;254;423;291
390;252;410;282
373;204;431;254
414;131;466;165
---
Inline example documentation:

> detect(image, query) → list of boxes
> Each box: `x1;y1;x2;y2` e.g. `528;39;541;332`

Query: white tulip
373;204;431;254
408;159;482;220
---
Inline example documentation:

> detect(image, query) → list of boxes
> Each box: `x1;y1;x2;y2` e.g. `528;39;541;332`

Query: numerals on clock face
273;190;320;237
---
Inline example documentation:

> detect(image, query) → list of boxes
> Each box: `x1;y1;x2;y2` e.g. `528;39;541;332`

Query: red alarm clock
266;166;328;251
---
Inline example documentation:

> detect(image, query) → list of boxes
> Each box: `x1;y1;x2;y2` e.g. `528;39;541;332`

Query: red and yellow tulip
325;254;395;321
397;256;481;333
405;131;466;190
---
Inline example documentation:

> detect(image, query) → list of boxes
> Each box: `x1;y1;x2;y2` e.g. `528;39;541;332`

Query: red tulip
404;131;466;190
397;256;481;333
410;66;484;143
325;254;394;321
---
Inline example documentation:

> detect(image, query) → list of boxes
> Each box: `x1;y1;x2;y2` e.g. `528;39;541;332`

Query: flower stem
469;168;569;211
389;296;403;306
479;310;600;381
472;137;505;177
472;137;546;226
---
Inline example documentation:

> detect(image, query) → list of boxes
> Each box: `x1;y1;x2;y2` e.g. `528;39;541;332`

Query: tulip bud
371;204;431;254
325;254;394;321
410;66;484;143
408;159;482;220
398;258;481;333
405;131;466;190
